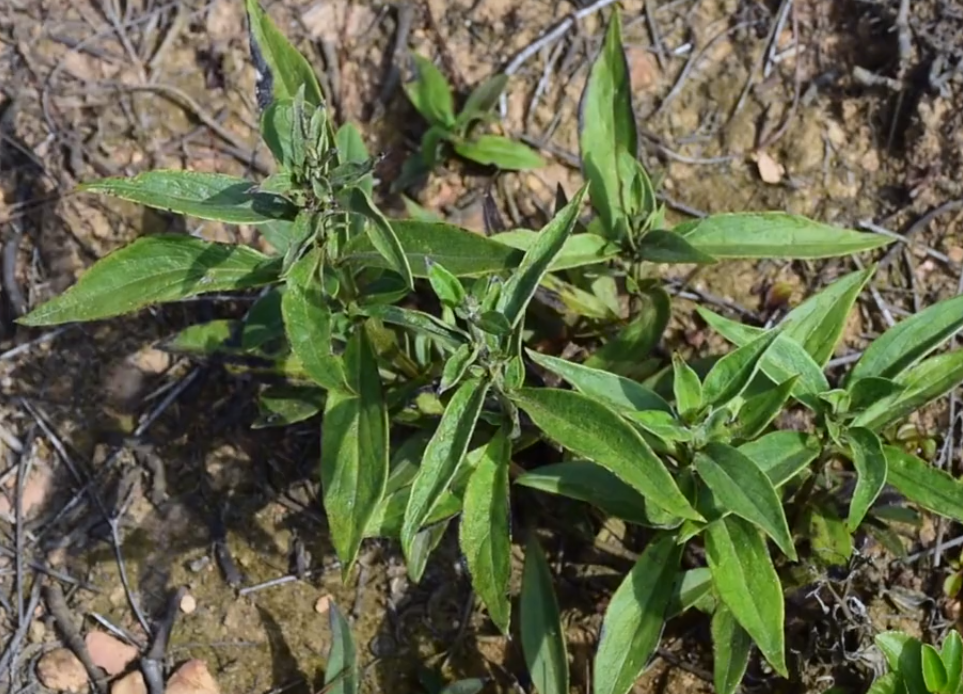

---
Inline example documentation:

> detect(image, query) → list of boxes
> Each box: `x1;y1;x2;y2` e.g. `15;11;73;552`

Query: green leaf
245;0;324;106
343;220;520;277
852;294;963;382
672;353;704;417
924;644;949;693
321;329;389;576
454;135;544;170
259;219;296;254
736;376;798;439
497;185;588;328
585;287;670;378
594;533;681;694
460;427;512;635
637;229;716;264
802;500;853;567
711;605;752;694
697;309;829;404
695;443;797;560
428;261;466;308
702;331;778;407
402;195;444;223
240;288;284;351
336;123;371;171
20;236;279;326
876;631;925;694
846;427;888;532
406;54;455;127
578;12;637;237
254;385;324;428
80;171;297;224
778;267;875;366
361;304;468;349
738;431;822;487
849;377;904;412
676;213;891;258
867;673;902;694
281;253;347;392
476;311;512;336
942;631;962;694
885;446;963;524
521;535;569;694
456;73;508;127
490;230;618;271
261;100;297;168
853;350;963;431
326;602;358;694
341;187;413;290
402;379;491;572
527;350;671;414
511;388;700;520
440;344;477;394
515;462;679;528
705;516;787;677
666;567;715;618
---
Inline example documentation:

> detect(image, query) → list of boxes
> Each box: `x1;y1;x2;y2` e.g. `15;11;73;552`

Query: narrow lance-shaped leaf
676;213;891;259
736;376;798;440
281;250;348;392
402;378;491;570
705;516;787;677
511;388;700;520
851;294;963;382
326;602;358;694
81;171;298;224
343;219;522;277
884;445;963;524
846;427;888;532
497;185;588;328
853;350;963;431
702;331;778;407
672;353;703;416
460;426;512;635
454;135;544;170
521;535;569;694
406;54;455;127
20;236;279;326
456;73;508;126
361;304;469;348
711;605;752;694
695;442;797;560
876;631;926;694
578;11;638;237
321;328;389;576
923;644;949;694
341;187;413;290
770;266;874;365
515;462;679;528
584;286;670;378
527;350;671;414
245;0;324;107
594;533;682;694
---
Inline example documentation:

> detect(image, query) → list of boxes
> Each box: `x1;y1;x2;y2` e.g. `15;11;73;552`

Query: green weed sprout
400;53;543;181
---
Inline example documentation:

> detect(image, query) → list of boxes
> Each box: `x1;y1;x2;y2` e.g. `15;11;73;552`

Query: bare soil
2;0;963;692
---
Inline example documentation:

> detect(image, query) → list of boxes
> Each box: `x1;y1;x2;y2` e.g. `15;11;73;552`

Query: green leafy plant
866;630;963;694
18;5;963;694
399;53;544;181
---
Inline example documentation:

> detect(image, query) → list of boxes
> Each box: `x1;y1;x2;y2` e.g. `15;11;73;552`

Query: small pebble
164;659;221;694
112;671;148;694
314;595;332;615
86;630;139;675
180;593;197;614
37;648;87;692
188;556;210;573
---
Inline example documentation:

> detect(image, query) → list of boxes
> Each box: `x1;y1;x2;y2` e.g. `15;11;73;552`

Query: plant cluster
853;629;963;694
20;4;963;694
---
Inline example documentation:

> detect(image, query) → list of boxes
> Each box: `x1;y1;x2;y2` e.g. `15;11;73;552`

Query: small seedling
398;53;543;186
